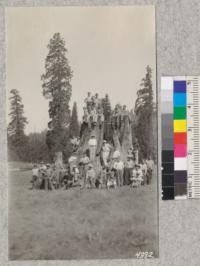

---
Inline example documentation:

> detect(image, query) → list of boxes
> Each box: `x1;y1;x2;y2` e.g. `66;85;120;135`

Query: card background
1;0;200;265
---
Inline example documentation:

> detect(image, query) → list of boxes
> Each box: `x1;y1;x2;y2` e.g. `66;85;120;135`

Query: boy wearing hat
131;164;143;187
107;168;117;189
124;155;135;185
80;152;90;188
86;164;96;189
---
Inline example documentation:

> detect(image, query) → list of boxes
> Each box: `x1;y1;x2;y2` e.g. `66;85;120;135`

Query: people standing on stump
84;92;92;109
29;92;154;192
97;107;104;128
90;106;98;127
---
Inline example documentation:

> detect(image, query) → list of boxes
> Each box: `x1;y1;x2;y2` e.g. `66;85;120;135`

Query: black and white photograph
6;6;158;260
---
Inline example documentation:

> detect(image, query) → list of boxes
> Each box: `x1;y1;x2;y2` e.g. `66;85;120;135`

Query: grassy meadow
8;162;158;260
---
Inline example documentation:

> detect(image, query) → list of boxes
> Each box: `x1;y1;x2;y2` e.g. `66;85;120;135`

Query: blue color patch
174;80;186;93
174;93;186;106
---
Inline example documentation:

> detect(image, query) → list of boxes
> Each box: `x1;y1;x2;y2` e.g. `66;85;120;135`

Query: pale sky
6;6;156;134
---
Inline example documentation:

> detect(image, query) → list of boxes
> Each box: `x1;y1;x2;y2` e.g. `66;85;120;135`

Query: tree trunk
54;151;63;168
113;115;133;161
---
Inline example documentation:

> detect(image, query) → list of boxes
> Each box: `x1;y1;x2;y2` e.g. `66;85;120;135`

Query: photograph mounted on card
6;6;158;260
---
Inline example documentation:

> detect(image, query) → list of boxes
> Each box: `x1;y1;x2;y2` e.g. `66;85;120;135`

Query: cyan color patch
174;93;186;106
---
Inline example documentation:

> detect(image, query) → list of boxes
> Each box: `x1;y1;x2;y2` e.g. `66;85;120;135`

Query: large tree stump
77;122;104;175
77;113;133;176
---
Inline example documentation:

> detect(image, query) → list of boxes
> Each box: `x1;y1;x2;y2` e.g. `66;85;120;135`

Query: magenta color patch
174;144;187;157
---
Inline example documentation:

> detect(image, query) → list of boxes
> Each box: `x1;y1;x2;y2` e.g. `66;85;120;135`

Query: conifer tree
69;101;79;137
102;93;112;141
8;89;28;160
41;33;73;159
134;66;154;160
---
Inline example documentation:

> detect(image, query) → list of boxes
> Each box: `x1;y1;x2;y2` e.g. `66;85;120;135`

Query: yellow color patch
174;120;186;132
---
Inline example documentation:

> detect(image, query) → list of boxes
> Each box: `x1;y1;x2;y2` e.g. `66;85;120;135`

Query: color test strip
161;77;174;200
161;77;187;200
162;76;200;199
173;79;187;200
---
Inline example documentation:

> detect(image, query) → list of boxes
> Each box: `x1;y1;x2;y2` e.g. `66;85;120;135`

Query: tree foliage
102;93;112;141
69;101;79;137
134;66;154;160
41;32;73;160
27;131;50;163
7;89;28;161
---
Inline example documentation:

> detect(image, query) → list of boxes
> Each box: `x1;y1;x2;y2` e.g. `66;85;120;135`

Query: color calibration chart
161;76;200;200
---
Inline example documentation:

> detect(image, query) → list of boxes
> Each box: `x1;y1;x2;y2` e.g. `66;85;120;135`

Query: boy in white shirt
101;140;111;167
68;153;77;174
84;92;92;109
31;164;39;189
113;158;124;186
88;135;97;162
90;107;98;125
86;164;96;189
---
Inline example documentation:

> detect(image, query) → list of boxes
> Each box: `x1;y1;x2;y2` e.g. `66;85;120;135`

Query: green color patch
174;107;186;119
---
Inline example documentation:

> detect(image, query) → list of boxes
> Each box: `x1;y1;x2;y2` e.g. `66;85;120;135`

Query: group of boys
31;162;81;190
68;144;153;189
31;142;153;190
31;163;56;190
82;92;104;128
111;103;131;130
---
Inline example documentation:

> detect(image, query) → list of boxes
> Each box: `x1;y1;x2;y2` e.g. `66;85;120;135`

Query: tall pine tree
69;102;79;137
102;93;112;141
8;89;28;160
134;66;154;160
41;33;73;160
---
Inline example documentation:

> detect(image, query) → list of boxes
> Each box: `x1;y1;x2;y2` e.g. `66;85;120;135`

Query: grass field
8;162;158;260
